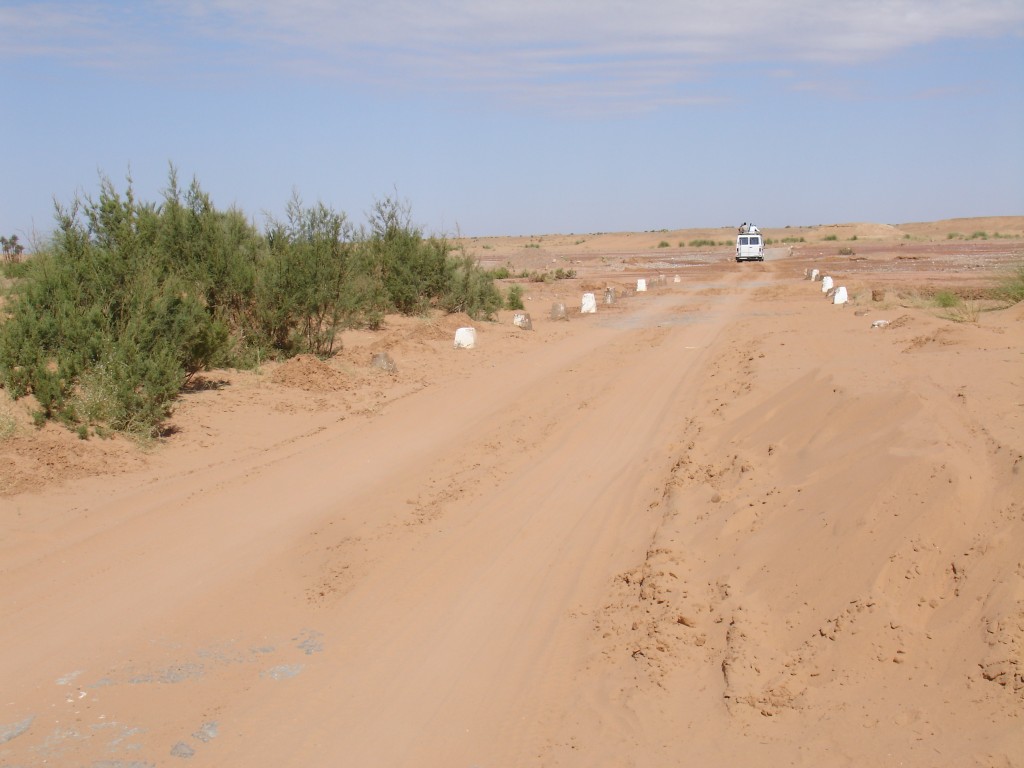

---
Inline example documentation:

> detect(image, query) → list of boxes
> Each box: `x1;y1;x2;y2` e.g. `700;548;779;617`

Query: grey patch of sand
170;741;195;758
294;629;324;656
90;722;145;751
129;663;204;685
0;715;34;744
262;664;304;680
191;721;218;743
56;670;83;685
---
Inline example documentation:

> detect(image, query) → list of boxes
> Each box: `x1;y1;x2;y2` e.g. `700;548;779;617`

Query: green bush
441;253;503;319
933;290;959;308
657;240;670;248
506;284;524;310
258;195;355;354
0;174;502;436
1;260;31;279
0;175;239;435
823;234;838;241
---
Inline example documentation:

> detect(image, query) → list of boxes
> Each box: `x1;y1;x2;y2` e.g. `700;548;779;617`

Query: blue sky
2;1;1022;239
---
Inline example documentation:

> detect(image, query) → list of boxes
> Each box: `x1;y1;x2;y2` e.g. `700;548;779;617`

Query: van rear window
738;236;761;246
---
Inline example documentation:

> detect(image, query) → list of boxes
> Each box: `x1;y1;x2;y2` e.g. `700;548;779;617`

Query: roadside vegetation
0;171;504;439
999;262;1024;304
488;265;576;282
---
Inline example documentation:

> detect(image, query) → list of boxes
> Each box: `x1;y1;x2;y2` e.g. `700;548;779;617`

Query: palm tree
1;234;23;263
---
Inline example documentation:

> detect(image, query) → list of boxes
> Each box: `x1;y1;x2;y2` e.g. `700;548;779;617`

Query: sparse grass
947;232;963;239
688;239;717;247
657;240;670;248
838;247;855;256
998;262;1024;304
0;399;17;442
946;301;982;323
523;267;576;283
488;266;512;279
781;237;805;244
849;235;858;241
823;234;838;241
912;289;985;323
969;231;988;240
524;243;540;249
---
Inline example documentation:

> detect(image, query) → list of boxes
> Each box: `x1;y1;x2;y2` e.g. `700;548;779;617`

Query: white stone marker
833;286;848;305
636;278;647;292
821;275;834;293
581;293;597;313
811;269;820;281
512;312;533;330
453;327;476;349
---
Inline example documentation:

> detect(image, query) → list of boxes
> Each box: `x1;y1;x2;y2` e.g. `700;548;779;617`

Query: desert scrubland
1;216;1022;766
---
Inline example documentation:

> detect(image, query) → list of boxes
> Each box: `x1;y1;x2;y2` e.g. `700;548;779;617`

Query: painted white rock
581;293;597;313
636;278;647;292
550;303;567;321
371;352;397;372
871;319;890;328
833;286;848;305
453;327;476;349
811;269;820;281
821;275;834;293
604;288;615;304
674;275;681;283
512;312;533;330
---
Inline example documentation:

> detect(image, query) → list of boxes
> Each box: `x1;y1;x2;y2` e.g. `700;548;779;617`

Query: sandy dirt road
1;272;751;765
2;250;1022;767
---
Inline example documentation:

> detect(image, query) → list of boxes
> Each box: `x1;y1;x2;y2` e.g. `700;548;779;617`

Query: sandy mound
0;420;146;496
269;354;348;392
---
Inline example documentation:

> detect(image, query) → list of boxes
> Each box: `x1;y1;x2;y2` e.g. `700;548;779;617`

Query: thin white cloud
5;0;1023;109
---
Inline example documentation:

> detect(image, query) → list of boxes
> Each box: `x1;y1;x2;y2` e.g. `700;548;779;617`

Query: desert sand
1;217;1022;767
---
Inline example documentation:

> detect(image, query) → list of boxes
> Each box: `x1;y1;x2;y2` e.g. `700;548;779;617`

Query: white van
735;223;764;262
